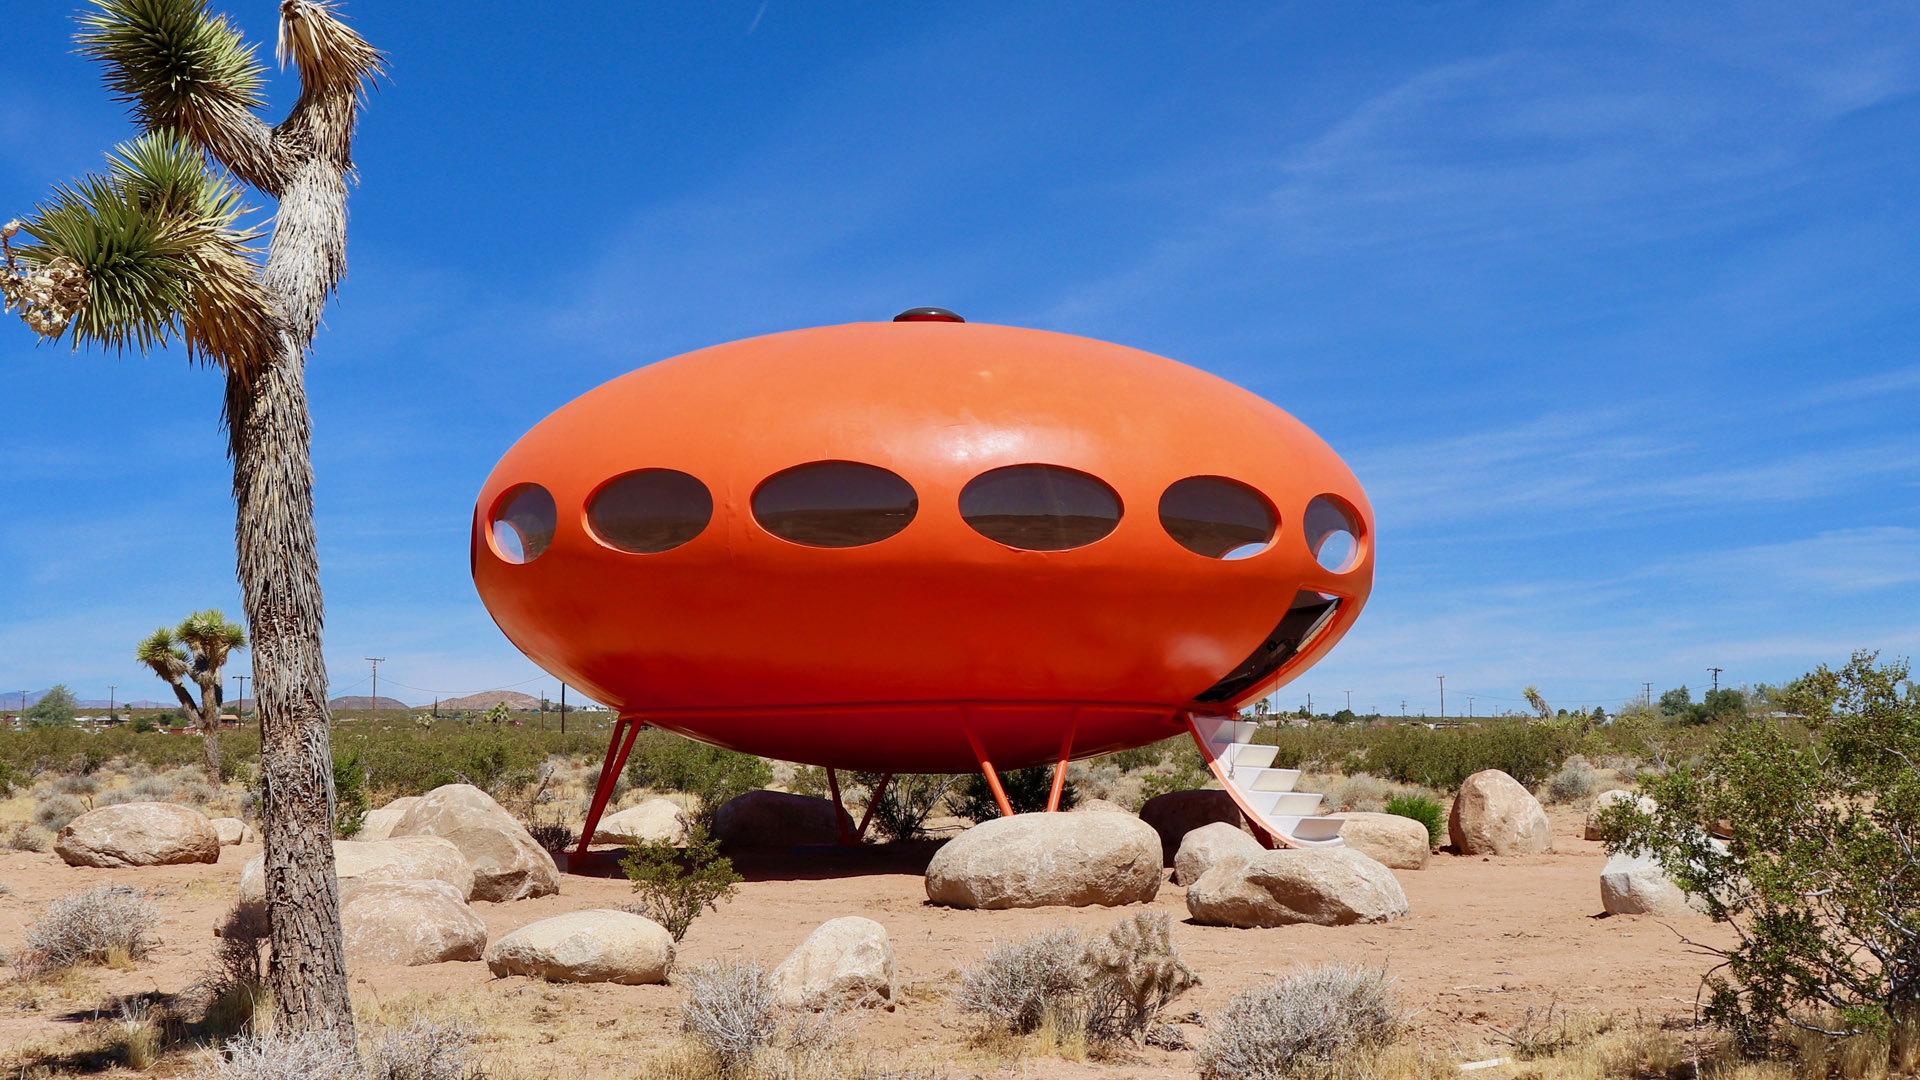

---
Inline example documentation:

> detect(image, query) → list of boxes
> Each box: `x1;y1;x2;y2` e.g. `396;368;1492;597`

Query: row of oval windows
488;462;1362;571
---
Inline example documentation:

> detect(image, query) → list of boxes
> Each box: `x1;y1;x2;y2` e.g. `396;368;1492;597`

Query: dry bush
954;928;1087;1035
367;1017;482;1080
185;1031;363;1079
679;960;780;1074
16;884;160;977
32;792;85;831
956;914;1198;1052
1540;757;1602;805
1303;773;1443;814
4;821;52;851
1196;962;1403;1080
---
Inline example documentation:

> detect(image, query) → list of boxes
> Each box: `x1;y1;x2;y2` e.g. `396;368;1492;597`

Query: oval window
1304;494;1361;573
587;469;713;554
959;464;1122;551
489;483;557;564
1159;476;1277;559
752;461;918;548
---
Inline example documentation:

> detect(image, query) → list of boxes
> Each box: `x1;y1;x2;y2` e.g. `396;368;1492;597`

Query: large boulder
1448;770;1553;856
1585;789;1653;841
1331;812;1431;870
1600;851;1705;918
359;796;422;841
1186;846;1409;928
712;790;854;849
341;880;488;965
1138;789;1241;866
925;812;1161;909
770;916;896;1011
1173;821;1264;886
484;910;674;984
54;803;219;868
1072;799;1133;815
595;799;690;847
390;784;560;901
240;835;476;904
211;817;257;846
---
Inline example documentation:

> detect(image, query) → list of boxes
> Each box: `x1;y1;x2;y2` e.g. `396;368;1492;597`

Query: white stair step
1232;719;1260;742
1240;790;1324;817
1190;715;1238;745
1239;767;1302;792
1220;742;1277;769
1267;815;1345;845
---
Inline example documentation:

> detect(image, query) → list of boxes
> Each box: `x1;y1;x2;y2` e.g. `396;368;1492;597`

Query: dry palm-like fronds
78;0;281;192
277;1;384;99
7;133;275;378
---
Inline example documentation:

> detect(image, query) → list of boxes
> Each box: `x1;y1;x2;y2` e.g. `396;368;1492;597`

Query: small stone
770;916;896;1010
485;910;674;984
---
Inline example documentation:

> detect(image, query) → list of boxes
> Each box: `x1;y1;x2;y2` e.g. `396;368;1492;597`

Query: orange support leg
575;716;645;858
826;767;857;846
855;772;892;843
959;708;1015;818
1046;708;1079;812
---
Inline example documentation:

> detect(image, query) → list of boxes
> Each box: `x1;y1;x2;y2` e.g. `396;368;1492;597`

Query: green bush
625;729;772;829
331;742;370;838
619;828;742;942
1383;794;1444;848
1362;721;1575;789
851;772;959;842
954;765;1079;822
1604;653;1919;1060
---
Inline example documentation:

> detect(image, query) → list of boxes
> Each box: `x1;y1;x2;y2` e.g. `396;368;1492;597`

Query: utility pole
1305;692;1312;716
1343;690;1353;713
1437;676;1446;720
1643;682;1653;708
365;657;385;727
1468;694;1475;718
108;685;116;723
559;684;567;734
232;675;249;718
1709;667;1722;693
1400;699;1407;717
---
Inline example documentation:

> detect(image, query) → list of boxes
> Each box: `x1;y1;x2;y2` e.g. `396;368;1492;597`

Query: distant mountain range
327;696;410;711
438;690;542;712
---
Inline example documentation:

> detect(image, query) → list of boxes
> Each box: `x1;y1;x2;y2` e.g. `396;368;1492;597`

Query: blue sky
2;1;1916;716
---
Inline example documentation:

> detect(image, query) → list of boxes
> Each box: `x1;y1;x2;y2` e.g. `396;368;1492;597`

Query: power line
365;658;385;728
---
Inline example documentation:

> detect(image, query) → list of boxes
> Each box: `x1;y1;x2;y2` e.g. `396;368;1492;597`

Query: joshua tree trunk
230;151;353;1037
197;679;221;779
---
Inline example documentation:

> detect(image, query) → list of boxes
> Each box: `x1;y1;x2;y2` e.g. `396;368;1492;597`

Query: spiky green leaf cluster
78;0;266;136
10;132;271;372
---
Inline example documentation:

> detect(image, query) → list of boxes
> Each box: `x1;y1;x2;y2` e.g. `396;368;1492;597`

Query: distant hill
328;695;410;711
439;690;541;712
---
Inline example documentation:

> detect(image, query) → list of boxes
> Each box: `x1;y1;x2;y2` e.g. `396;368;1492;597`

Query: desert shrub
131;715;158;733
3;822;52;852
956;928;1089;1035
17;884;161;977
0;757;22;794
1081;912;1201;1044
678;960;779;1074
53;773;100;796
1195;962;1403;1080
33;792;86;832
1603;652;1920;1058
207;901;272;994
110;998;161;1071
1109;739;1171;773
526;818;576;854
955;765;1079;822
333;741;371;837
620;828;742;942
956;914;1198;1048
626;729;772;829
1541;757;1602;804
1383;793;1444;848
101;774;178;805
851;772;959;842
185;1031;363;1079
367;1017;482;1080
784;764;827;798
1361;721;1574;789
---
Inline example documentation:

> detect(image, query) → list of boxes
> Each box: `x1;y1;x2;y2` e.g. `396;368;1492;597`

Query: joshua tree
136;610;246;777
0;1;380;1038
1522;685;1553;722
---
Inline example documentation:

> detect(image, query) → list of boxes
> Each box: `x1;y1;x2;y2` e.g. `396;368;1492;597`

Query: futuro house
472;309;1374;853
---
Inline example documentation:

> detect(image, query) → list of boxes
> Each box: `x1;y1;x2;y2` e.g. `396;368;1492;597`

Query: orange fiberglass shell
472;316;1373;776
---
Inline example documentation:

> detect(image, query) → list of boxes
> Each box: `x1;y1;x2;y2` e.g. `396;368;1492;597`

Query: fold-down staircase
1185;713;1345;848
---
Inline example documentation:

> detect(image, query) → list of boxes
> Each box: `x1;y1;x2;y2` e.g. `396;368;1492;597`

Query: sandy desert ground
0;807;1728;1078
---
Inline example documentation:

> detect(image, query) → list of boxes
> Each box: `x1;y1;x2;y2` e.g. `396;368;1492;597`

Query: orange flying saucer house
472;309;1374;855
